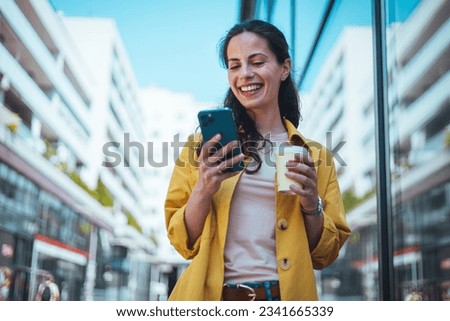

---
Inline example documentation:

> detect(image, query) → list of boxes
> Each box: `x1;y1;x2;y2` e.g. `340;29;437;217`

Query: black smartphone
197;107;244;172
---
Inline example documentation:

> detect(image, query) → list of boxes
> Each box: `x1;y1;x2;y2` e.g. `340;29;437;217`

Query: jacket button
279;258;291;271
277;219;288;230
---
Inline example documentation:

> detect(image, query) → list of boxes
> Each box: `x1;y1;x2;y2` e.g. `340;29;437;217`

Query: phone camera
199;115;208;127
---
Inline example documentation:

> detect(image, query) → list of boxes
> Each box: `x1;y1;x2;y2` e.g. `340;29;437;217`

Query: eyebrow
228;52;269;63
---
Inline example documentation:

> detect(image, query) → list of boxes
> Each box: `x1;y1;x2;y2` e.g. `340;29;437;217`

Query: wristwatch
301;196;324;216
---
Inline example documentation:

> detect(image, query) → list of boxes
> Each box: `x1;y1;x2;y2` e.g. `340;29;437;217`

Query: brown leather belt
222;283;280;301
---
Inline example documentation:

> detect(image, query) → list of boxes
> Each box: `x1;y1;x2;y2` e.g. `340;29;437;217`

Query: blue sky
50;0;240;103
49;0;333;103
49;0;419;103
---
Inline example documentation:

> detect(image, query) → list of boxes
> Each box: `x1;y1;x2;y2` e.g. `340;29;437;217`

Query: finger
285;172;317;201
288;183;305;196
219;167;242;180
220;152;245;171
287;180;317;201
206;142;241;169
203;156;220;168
200;135;224;167
285;160;300;168
286;162;316;179
286;171;317;194
210;140;240;161
293;152;314;167
200;134;222;160
206;155;223;167
285;171;311;186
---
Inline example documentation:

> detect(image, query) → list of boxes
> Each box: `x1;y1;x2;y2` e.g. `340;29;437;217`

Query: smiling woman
219;20;301;174
226;32;290;117
164;20;350;301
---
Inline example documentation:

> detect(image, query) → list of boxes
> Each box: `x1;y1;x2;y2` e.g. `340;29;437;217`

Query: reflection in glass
298;0;449;301
386;0;450;300
298;0;377;300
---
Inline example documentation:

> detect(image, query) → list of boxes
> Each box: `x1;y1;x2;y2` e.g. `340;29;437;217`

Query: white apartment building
62;15;158;300
0;0;154;300
140;86;211;299
140;87;206;240
386;0;450;200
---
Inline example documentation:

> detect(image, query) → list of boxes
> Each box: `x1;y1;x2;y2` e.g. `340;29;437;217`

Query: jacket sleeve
164;135;202;260
310;147;351;270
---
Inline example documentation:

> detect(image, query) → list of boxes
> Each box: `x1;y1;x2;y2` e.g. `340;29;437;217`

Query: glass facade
0;161;91;300
0;159;155;301
248;0;450;300
385;0;450;300
0;162;91;252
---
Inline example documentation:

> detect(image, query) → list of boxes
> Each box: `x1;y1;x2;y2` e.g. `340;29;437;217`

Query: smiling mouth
240;84;262;93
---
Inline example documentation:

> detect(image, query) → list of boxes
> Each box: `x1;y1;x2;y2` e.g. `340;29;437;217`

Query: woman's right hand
184;134;245;248
195;133;245;196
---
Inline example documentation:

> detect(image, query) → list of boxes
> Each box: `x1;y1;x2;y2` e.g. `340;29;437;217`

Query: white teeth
241;84;261;92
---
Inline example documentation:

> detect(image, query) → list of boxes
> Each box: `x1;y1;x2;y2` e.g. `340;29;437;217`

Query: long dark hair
218;19;301;173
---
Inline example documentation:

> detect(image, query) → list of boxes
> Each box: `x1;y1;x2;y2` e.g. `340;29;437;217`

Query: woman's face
226;31;290;114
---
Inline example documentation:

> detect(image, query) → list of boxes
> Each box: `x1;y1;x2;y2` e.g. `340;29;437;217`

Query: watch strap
301;196;323;216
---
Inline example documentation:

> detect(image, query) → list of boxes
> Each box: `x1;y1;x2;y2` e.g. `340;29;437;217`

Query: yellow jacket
165;119;351;300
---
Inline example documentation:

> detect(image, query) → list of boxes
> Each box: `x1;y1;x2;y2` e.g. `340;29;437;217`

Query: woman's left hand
285;153;318;212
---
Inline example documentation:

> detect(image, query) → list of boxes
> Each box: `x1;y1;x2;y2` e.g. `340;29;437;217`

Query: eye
253;61;264;66
228;64;240;70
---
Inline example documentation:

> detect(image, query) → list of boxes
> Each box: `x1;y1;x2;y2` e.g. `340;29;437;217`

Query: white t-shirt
224;132;289;283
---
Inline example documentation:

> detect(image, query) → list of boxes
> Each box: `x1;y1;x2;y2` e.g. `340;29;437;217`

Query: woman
165;19;350;301
35;274;60;301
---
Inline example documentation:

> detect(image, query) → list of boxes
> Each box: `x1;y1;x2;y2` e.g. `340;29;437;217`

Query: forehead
227;31;272;58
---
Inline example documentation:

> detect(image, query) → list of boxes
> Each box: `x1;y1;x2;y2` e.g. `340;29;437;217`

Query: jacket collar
283;119;312;150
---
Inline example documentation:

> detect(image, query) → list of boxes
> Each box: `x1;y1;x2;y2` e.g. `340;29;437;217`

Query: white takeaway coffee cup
276;145;308;194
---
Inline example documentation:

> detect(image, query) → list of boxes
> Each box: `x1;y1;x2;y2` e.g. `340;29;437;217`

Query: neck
252;107;286;136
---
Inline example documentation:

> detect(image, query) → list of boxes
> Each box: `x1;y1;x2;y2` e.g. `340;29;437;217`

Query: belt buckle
237;283;256;301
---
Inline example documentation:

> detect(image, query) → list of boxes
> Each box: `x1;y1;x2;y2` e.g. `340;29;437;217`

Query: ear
281;58;291;81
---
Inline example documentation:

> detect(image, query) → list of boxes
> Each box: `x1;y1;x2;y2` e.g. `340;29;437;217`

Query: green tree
342;188;375;212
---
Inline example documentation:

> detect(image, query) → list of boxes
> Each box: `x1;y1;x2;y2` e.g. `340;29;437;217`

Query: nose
240;64;254;80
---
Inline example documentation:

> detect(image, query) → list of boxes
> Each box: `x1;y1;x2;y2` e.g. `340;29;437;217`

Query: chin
236;95;260;108
239;101;258;111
